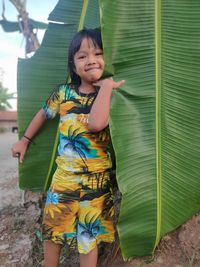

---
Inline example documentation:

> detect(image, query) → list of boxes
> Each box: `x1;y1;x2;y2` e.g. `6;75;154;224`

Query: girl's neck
78;83;96;94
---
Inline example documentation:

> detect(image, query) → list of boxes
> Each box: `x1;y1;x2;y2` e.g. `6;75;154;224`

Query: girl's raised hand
93;77;125;90
88;77;125;132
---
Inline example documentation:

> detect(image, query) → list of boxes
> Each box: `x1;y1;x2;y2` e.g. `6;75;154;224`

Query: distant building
0;111;18;132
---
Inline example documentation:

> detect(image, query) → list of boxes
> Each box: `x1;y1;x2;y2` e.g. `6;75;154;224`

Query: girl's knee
44;240;61;256
80;246;98;267
44;241;61;267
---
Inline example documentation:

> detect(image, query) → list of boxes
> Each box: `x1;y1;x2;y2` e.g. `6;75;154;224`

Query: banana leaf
0;19;19;31
17;0;200;261
0;18;47;32
100;0;200;260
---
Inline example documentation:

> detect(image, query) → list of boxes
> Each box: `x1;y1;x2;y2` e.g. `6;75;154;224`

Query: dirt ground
1;131;200;267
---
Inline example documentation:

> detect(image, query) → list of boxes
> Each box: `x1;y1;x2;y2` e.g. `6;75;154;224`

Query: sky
0;0;58;110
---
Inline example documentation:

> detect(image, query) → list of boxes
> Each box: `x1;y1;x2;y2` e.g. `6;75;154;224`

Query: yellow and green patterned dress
42;84;115;253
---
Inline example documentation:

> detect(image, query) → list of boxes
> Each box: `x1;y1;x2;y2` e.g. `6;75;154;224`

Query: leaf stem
154;0;162;253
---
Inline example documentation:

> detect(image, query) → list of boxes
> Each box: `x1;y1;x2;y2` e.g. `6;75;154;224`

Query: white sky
0;0;58;110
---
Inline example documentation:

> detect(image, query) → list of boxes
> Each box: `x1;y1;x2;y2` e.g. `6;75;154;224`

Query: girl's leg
44;240;61;267
80;246;98;267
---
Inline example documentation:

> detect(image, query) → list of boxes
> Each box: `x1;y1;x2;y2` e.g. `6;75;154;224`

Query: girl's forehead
79;38;100;50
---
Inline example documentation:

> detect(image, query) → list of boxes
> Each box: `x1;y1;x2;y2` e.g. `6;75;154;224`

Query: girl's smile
74;38;104;87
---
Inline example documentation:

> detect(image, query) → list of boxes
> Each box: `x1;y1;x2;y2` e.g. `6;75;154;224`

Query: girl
12;28;125;267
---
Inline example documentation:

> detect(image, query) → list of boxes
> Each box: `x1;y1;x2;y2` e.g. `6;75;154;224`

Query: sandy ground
0;132;40;267
1;132;200;267
0;132;22;209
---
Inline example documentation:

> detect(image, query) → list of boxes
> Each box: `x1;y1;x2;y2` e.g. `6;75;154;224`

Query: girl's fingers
12;148;24;163
19;153;24;163
93;82;99;87
12;148;18;157
13;153;19;158
114;79;125;88
12;150;20;159
93;79;125;88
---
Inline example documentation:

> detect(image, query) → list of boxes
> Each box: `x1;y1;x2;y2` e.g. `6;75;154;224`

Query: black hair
68;28;103;87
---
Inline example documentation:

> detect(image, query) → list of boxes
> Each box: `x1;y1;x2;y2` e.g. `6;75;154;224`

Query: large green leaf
17;0;200;261
100;0;200;260
100;0;156;258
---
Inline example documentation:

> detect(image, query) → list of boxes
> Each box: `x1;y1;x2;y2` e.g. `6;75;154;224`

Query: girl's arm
12;108;47;163
88;77;125;132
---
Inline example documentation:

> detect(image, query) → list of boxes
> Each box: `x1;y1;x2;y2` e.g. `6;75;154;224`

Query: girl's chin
91;78;99;83
90;76;102;83
82;74;102;84
89;72;102;81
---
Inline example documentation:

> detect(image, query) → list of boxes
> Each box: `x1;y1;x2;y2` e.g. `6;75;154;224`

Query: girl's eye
78;55;85;59
96;52;103;56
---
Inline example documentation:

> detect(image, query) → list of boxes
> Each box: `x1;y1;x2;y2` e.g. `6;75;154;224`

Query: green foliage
100;0;200;260
0;18;47;32
0;82;16;110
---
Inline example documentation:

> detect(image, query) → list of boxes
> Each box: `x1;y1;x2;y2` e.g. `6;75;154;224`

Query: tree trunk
9;0;40;57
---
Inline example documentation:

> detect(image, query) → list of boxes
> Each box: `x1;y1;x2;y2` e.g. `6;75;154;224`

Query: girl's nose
87;54;96;65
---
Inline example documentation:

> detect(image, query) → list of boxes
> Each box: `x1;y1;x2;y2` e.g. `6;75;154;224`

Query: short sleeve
42;86;61;119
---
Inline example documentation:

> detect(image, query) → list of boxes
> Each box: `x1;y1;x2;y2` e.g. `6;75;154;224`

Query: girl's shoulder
55;83;69;92
56;83;78;101
57;83;75;91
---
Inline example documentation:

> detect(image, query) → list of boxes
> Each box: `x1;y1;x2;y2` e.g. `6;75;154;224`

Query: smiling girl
12;28;125;267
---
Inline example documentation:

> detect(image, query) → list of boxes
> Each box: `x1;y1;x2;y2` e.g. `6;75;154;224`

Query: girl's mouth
85;67;100;72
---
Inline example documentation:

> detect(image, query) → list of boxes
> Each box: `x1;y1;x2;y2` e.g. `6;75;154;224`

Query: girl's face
74;38;104;85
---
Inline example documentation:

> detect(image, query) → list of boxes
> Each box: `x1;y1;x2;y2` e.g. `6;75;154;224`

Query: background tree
0;68;16;110
0;0;47;57
0;82;15;110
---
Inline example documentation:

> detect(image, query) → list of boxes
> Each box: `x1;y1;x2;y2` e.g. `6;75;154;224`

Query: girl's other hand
93;77;125;91
11;137;29;163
